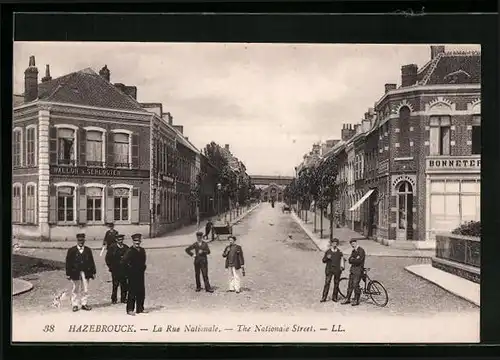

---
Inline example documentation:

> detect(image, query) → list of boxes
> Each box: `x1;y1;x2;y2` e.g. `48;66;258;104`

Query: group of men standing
65;223;147;316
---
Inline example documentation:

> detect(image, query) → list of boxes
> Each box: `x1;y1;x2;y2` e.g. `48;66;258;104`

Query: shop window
472;115;481;155
12;184;22;223
429;116;451;156
85;129;105;167
26;126;37;166
113;187;130;221
25;183;37;224
86;187;103;223
57;186;76;222
13;128;23;168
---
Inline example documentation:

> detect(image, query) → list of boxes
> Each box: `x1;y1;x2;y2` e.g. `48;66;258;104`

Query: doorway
396;181;414;241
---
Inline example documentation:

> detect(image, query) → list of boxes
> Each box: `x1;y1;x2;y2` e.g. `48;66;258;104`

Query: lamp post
217;183;222;218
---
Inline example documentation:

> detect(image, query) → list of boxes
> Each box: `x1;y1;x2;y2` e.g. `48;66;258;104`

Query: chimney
173;125;184;134
362;119;371;132
341;124;352;141
99;65;110;82
24;55;39;102
41;64;52;83
124;86;137;100
384;83;397;93
430;45;445;59
354;124;359;133
114;83;126;93
401;64;418;87
368;107;375;116
225;144;230;151
167;112;173;125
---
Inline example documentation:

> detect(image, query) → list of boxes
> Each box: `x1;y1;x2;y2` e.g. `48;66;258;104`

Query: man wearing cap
65;233;96;312
222;236;245;293
121;233;147;315
105;234;129;304
341;239;366;306
320;238;344;303
102;223;118;251
185;232;213;293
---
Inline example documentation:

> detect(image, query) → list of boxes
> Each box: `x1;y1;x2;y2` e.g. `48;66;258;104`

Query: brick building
13;56;217;241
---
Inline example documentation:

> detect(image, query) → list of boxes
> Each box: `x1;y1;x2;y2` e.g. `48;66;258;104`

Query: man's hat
76;233;86;240
196;231;204;237
330;238;340;244
116;234;125;240
349;238;358;244
228;235;237;241
131;233;142;241
106;222;114;226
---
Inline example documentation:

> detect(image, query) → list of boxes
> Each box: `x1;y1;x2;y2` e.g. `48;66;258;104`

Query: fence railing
435;233;480;268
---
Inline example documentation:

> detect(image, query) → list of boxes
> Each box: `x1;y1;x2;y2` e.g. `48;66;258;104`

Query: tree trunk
313;204;317;232
329;200;334;240
320;207;323;239
196;202;200;229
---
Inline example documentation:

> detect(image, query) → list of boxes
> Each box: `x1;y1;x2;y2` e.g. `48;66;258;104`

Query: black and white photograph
11;41;481;343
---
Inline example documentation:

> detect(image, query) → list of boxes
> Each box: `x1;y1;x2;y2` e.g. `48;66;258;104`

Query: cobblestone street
13;202;478;317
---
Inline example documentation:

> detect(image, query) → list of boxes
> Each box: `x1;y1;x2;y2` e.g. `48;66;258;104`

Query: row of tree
283;154;339;239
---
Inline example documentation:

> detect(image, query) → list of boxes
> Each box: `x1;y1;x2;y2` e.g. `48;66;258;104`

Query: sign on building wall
50;166;150;178
426;156;481;174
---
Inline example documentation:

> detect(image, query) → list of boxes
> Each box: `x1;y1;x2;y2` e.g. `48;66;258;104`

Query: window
114;188;129;221
12;184;22;223
113;133;130;168
429;116;451;155
86;187;103;223
13;128;22;167
472;115;481;155
86;130;104;166
26;183;36;224
26;126;36;166
397;182;413;230
58;128;76;165
57;186;75;222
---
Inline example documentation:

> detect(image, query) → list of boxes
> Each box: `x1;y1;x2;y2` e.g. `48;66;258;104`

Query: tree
315;154;339;240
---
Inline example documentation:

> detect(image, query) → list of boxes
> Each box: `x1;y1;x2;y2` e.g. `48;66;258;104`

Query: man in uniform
105;234;129;304
320;238;344;302
185;232;214;293
222;235;245;293
65;233;96;312
203;218;213;240
341;238;366;306
102;223;118;253
121;233;147;316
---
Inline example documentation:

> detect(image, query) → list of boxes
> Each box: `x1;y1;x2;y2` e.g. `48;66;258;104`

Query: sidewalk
291;210;434;258
405;264;480;307
15;203;260;250
12;278;34;296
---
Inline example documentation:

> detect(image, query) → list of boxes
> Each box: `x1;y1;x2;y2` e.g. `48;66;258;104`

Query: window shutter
21;186;26;223
79;186;87;224
107;132;114;167
131;134;139;168
22;129;26;167
49;126;58;165
131;187;140;224
79;129;86;166
106;187;114;222
48;184;57;224
429;127;440;155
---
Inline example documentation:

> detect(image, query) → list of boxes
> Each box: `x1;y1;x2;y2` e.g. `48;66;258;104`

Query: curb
205;203;261;243
12;278;34;296
15;204;261;250
290;211;434;258
404;264;480;307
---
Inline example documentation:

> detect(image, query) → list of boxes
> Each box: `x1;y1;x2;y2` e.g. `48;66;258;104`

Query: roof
13;94;24;107
417;51;481;86
19;68;149;112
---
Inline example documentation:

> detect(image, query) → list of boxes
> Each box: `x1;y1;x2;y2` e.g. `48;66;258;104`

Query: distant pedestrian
185;232;213;293
100;223;118;256
105;234;129;304
341;239;366;306
222;236;245;293
204;218;213;240
65;233;96;312
320;238;344;303
122;233;148;316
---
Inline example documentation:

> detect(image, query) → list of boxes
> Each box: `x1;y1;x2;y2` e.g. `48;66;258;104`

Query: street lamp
217;183;222;217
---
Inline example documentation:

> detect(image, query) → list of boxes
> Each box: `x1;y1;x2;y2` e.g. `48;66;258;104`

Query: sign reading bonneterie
426;156;481;172
50;166;150;178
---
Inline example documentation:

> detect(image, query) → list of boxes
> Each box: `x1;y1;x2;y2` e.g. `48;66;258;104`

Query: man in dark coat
341;238;366;306
65;233;96;312
105;234;129;304
103;223;118;250
203;218;213;240
185;232;213;293
222;235;245;293
320;238;344;302
121;233;147;316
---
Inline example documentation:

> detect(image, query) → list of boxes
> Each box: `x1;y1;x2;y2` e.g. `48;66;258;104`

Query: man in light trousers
65;233;96;312
222;236;245;293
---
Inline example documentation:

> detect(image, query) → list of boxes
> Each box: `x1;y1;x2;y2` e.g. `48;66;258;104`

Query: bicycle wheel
367;280;388;307
337;277;349;299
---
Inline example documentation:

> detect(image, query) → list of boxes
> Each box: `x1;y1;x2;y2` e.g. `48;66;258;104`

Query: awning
349;189;375;211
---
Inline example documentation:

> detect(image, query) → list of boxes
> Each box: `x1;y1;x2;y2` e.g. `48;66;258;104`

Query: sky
13;42;480;177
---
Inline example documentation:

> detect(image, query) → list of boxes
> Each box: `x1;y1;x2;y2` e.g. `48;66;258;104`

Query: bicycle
338;268;389;307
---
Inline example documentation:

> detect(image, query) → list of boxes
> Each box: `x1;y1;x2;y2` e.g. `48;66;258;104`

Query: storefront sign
50;165;149;178
426;156;481;173
378;159;389;174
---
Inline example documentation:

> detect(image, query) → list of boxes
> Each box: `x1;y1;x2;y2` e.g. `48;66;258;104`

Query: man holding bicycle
341;238;366;306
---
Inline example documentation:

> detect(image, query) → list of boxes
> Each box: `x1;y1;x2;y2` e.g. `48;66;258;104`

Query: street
13;202;478;316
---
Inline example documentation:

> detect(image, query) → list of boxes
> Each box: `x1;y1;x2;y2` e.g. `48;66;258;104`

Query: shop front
425;155;481;241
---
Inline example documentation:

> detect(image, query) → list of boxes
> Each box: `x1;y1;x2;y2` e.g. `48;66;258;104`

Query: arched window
113;132;131;168
57;127;76;165
12;183;23;223
86;186;104;223
13;127;23;168
113;187;130;221
26;183;37;224
84;127;106;167
26;125;37;167
57;185;76;223
397;181;414;238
